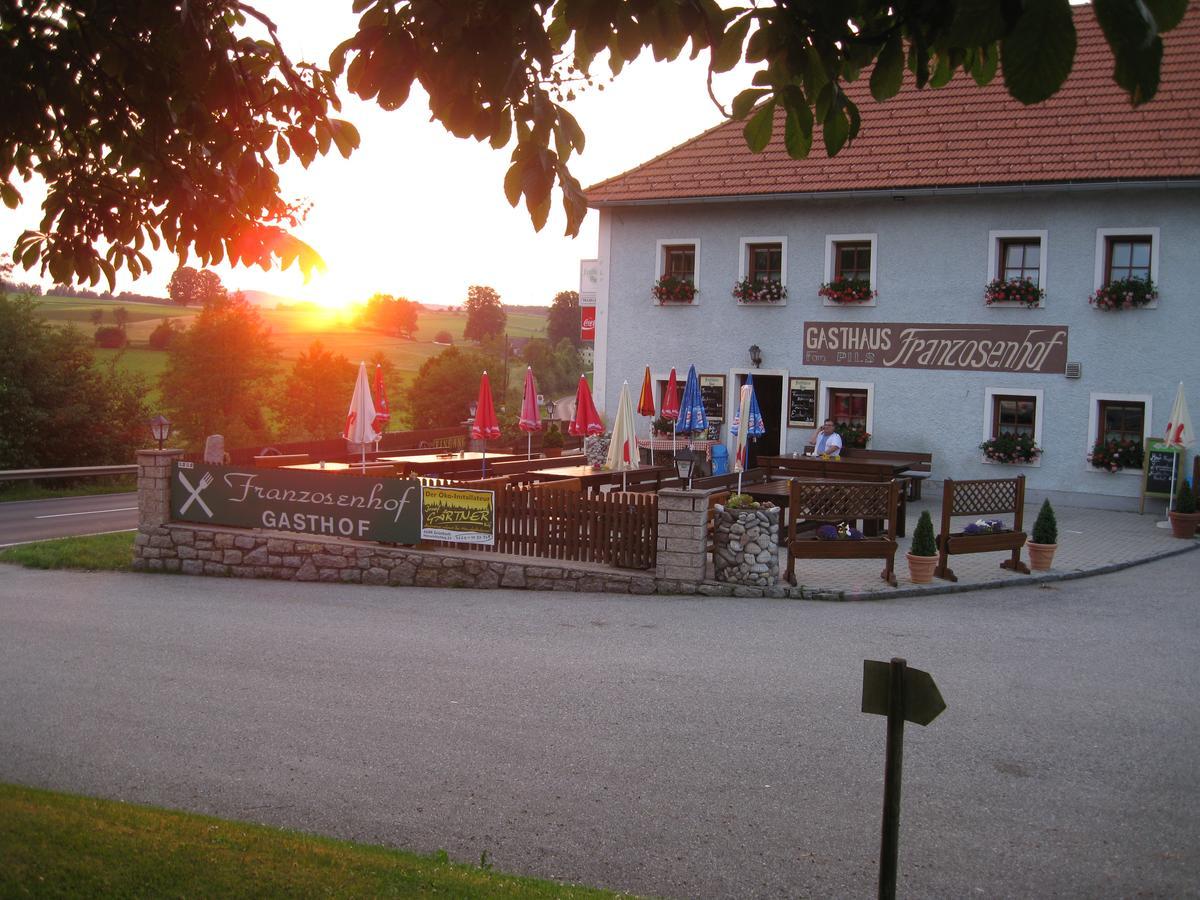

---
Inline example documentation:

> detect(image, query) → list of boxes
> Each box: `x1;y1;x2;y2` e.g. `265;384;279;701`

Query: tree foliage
168;266;227;307
358;293;419;339
463;285;507;343
147;318;181;351
0;295;150;469
547;290;581;348
521;337;581;397
273;340;355;441
1;0;1186;279
405;346;493;430
159;292;279;450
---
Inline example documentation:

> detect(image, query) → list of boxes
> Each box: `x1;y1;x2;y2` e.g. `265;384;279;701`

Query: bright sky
0;3;750;309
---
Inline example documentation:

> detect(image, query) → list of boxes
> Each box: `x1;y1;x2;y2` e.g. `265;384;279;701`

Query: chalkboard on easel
1140;442;1182;513
788;377;818;428
699;374;725;423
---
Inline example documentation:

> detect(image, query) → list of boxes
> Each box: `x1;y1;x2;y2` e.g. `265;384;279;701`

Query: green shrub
1176;480;1197;515
542;423;564;448
148;318;179;349
93;325;127;348
1031;498;1058;544
910;510;937;556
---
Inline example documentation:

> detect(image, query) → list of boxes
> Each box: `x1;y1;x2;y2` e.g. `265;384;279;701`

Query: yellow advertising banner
420;487;495;544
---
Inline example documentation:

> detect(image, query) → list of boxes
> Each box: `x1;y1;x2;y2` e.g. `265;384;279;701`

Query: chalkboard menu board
1142;443;1181;500
699;374;725;423
787;377;819;428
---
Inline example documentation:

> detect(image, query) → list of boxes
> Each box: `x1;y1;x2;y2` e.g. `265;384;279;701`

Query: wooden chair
786;479;901;587
935;475;1030;582
253;453;310;468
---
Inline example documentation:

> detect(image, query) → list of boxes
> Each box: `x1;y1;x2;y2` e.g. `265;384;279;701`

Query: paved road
0;492;137;547
2;555;1198;898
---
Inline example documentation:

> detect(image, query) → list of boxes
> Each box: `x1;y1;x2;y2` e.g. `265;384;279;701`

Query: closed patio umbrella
606;380;641;490
675;364;708;442
344;361;380;467
372;363;390;451
569;375;604;437
661;366;680;453
1161;381;1195;520
518;366;542;460
730;376;766;494
471;371;501;477
637;365;656;464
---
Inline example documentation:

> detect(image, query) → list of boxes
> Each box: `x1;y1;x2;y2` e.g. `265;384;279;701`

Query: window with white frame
653;238;700;305
987;230;1047;305
1086;392;1151;474
822;381;874;448
1094;227;1159;306
823;234;877;306
982;387;1043;465
736;236;787;304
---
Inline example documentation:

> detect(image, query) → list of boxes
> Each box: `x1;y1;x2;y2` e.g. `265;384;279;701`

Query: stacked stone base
712;506;780;587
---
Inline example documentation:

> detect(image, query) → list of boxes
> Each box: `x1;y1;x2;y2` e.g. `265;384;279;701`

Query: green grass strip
0;532;135;571
0;782;627;899
0;477;137;504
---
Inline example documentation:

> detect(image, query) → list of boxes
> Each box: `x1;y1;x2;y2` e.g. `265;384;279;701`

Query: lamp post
674;448;697;490
148;414;172;450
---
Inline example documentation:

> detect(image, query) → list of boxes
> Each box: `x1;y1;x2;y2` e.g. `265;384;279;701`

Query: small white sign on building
579;259;604;306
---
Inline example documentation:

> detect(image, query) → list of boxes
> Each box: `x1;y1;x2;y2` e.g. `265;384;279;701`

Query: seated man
809;419;843;457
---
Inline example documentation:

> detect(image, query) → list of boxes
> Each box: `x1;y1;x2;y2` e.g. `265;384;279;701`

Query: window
821;381;874;447
1105;237;1152;282
982;387;1044;466
834;242;871;281
654;238;700;305
987;230;1048;299
992;395;1036;438
1094;228;1159;295
748;243;782;283
1098;400;1145;443
829;388;868;428
1086;393;1152;474
663;244;695;283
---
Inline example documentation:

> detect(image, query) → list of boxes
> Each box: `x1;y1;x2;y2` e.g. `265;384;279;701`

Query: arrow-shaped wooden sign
862;659;946;726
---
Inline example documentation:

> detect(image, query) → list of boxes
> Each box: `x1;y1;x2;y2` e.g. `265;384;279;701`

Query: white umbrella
731;384;753;494
606;380;641;491
1160;381;1195;521
344;361;380;467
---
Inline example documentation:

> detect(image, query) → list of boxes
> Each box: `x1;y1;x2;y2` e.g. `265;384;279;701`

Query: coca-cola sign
803;322;1069;374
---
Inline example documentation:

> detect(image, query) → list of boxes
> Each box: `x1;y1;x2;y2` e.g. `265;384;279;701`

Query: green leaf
742;99;776;152
1113;36;1163;104
822;106;850;156
329;119;360;158
712;15;751;74
969;44;999;87
1141;0;1189;30
731;88;769;120
946;0;1008;46
276;133;290;164
1001;0;1076;105
783;105;813;159
0;182;21;209
869;34;904;101
503;162;523;208
1092;0;1156;51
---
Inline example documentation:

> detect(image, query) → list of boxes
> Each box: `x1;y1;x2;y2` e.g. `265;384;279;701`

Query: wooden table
524;464;673;493
281;462;391;475
744;476;907;537
377;451;521;475
761;454;915;481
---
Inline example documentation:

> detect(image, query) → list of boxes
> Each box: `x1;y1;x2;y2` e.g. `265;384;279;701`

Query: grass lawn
0;477;137;504
0;782;624;899
0;532;135;571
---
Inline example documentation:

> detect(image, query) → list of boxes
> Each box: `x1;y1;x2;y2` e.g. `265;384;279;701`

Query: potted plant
1088;438;1144;472
1088;276;1158;310
651;415;674;437
818;278;877;304
1027;498;1058;570
984;277;1044;308
651;275;697;304
541;423;564;458
1168;480;1200;539
906;510;938;583
732;277;787;304
834;422;871;449
980;433;1041;464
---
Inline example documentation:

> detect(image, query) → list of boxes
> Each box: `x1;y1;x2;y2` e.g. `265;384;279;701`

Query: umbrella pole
482;444;487;478
527;432;532;461
1157;463;1179;527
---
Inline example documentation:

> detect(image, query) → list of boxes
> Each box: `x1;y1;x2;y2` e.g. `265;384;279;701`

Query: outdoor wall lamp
148;414;172;450
749;344;763;368
673;449;697;489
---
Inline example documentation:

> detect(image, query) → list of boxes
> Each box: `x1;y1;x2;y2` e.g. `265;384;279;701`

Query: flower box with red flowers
834;422;870;449
984;277;1044;308
732;277;787;304
1088;438;1143;472
651;275;697;305
979;433;1041;464
1089;277;1158;310
818;278;877;304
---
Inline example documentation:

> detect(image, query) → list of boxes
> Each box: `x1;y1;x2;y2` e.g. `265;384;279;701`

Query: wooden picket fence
420;479;658;570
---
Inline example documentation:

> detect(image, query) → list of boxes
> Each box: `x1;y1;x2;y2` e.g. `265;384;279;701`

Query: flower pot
1168;511;1200;539
1026;541;1057;571
542;447;562;458
906;552;938;584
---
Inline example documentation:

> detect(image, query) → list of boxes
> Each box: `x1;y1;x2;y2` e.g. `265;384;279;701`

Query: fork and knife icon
178;470;214;517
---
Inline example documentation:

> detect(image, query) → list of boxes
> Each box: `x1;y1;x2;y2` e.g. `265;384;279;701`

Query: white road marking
35;507;137;519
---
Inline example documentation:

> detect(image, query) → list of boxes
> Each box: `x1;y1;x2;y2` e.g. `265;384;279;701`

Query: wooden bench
253;453;310;468
935;475;1030;582
837;448;933;500
785;479;901;587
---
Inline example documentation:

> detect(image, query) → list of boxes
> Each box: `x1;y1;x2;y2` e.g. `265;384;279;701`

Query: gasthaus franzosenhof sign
803;322;1069;374
170;462;422;544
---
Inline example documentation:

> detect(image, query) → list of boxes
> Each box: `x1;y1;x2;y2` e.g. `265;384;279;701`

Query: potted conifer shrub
1027;499;1059;570
906;510;938;583
542;423;564;458
1168;480;1200;539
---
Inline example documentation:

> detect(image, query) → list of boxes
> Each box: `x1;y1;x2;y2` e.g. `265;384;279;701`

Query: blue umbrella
730;373;766;438
674;364;708;436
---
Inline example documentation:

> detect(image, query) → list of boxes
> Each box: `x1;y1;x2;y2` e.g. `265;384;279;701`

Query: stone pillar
655;488;710;586
137;449;183;529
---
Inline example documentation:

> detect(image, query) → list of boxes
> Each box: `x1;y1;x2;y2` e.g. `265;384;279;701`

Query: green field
33;295;548;418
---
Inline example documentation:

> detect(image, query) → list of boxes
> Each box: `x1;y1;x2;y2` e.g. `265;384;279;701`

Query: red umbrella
472;371;501;476
569;374;604;437
518;366;542;459
372;364;390;442
661;366;680;453
637;365;656;464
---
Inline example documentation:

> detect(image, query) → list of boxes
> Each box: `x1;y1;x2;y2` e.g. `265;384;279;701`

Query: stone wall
712;505;780;587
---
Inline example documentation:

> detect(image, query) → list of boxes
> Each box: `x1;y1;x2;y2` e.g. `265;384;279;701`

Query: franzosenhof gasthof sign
803;322;1069;373
170;462;422;543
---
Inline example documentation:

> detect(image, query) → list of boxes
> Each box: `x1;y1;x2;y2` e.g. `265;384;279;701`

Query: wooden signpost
1140;441;1182;513
862;658;946;900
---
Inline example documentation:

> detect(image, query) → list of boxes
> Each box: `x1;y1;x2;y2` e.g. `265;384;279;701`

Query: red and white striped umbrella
569;375;604;437
344;361;379;466
518;366;542;459
1164;382;1194;448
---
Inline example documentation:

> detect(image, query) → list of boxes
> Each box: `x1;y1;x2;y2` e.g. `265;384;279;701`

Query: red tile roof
585;6;1200;204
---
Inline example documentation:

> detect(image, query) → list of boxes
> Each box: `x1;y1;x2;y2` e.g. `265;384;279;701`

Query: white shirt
815;431;843;455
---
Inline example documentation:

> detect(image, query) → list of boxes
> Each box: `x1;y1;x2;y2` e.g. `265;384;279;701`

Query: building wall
595;186;1199;507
